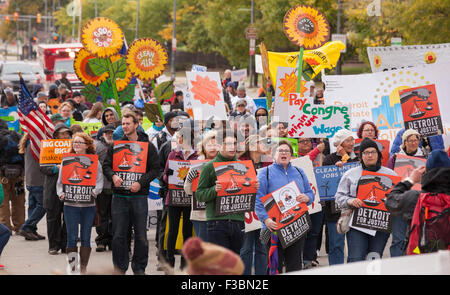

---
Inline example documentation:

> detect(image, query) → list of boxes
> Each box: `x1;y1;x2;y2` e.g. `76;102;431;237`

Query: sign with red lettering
112;141;148;190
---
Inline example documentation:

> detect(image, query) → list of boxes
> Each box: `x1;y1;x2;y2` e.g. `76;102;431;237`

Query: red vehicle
37;43;84;91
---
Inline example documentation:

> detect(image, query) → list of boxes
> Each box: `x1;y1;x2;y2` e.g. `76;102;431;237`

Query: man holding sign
103;110;160;275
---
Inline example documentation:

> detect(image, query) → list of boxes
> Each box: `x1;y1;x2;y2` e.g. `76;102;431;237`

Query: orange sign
39;139;72;165
112;141;148;189
355;138;390;167
47;98;61;115
394;154;426;190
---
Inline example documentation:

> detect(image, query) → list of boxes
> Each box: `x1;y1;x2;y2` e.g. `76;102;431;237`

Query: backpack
406;192;450;255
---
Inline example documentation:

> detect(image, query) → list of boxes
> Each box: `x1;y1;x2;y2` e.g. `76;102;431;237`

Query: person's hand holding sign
215;180;222;192
130;182;141;193
296;193;309;203
264;218;278;232
348;198;364;208
112;175;123;188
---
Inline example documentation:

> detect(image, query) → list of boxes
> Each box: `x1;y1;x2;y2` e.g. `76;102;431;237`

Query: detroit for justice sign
287;93;351;138
168;160;191;207
261;181;311;249
314;162;361;201
213;161;257;216
61;153;98;204
191;160;209;210
351;171;401;233
40;139;72;165
400;84;443;137
112;141;148;190
394;154;426;190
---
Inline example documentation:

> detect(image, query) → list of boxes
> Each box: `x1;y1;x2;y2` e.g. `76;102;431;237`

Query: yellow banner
268;41;346;86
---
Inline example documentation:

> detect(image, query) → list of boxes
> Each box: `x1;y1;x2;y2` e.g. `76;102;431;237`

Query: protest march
0;1;449;278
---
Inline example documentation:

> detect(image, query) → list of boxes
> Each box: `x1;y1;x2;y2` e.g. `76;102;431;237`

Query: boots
66;247;79;274
79;246;91;274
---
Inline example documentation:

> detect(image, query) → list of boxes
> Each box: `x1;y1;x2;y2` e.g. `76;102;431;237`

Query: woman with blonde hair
56;132;103;274
58;102;73;120
83;102;104;123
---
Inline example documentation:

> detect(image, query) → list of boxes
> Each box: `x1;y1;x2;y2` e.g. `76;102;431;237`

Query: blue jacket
255;162;315;230
390;128;444;156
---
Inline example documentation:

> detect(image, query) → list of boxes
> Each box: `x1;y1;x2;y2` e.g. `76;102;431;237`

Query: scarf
268;232;279;275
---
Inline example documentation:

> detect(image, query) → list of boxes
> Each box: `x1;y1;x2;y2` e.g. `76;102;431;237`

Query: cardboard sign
191;160;209;211
112;141;148;189
61;153;98;204
261;182;311;249
351;171;401;233
394;154;426;190
40;139;72;165
0;106;20;132
287;93;351;138
186;71;227;120
400;84;443;137
231;69;248;82
148;178;163;211
354;138;390;167
70;118;102;136
213;160;257;216
290;157;322;214
167;160;191;207
314;162;361;201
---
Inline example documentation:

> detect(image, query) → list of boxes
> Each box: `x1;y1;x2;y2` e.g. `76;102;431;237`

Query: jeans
326;221;345;265
63;205;96;248
166;206;193;264
0;223;11;256
207;220;244;255
390;215;407;257
95;191;113;247
21;186;46;233
111;195;148;274
240;229;267;275
192;220;208;242
346;228;390;263
303;211;324;265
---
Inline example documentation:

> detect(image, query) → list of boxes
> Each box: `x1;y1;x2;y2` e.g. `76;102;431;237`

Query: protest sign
0;106;20;132
148;178;163;211
261;181;311;249
367;43;450;72
231;69;248;82
244;210;261;233
47;98;61;115
286;93;351;138
400;84;443;137
290;156;322;214
191;64;207;72
351;171;401;233
394;154;426;190
213;160;257;216
190;160;209;211
322;61;450;142
186;71;227;120
354;138;390;167
167;160;191;207
61;153;98;204
314;162;361;201
40;139;72;165
112;141;148;190
70;118;102;136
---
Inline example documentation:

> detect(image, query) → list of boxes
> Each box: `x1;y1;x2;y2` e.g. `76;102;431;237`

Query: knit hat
359;137;380;154
402;129;420;146
182;237;244;275
332;129;354;147
163;111;189;126
49;84;58;91
50;113;65;123
425;150;450;171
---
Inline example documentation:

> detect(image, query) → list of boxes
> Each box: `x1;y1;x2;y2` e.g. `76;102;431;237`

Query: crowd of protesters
0;69;449;275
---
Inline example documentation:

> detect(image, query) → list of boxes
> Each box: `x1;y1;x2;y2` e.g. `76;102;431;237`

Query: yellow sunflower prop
81;17;124;58
283;5;330;50
74;48;109;86
110;54;133;91
126;38;168;81
259;42;271;81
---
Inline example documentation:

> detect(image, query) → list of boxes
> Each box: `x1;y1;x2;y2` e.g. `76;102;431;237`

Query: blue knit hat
426;150;450;171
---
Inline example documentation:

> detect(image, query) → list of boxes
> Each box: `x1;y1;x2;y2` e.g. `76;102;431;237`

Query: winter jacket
255;162;315;230
103;131;159;197
96;107;120;139
113;125;145;140
196;152;245;222
24;142;45;187
151;127;173;152
389;128;444;157
40;164;60;210
95;137;113;190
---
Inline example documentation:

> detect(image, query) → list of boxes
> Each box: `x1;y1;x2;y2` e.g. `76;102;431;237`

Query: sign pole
296;47;304;95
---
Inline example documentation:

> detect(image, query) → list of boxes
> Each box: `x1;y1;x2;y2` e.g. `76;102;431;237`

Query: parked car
0;61;38;92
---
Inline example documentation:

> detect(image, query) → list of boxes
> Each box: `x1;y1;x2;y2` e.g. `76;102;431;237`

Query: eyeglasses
406;139;419;143
362;151;377;156
299;140;312;144
277;149;291;154
237;104;246;107
363;129;375;133
73;141;87;145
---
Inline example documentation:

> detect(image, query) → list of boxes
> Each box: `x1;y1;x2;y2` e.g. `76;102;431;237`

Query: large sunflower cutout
74;48;109;86
283;5;330;50
110;54;133;91
126;38;168;81
81;17;124;58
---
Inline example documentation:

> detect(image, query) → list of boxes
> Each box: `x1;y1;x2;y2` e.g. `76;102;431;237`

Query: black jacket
103;131;159;196
386;167;450;224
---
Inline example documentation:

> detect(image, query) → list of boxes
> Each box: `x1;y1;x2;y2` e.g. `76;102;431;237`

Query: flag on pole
17;75;55;161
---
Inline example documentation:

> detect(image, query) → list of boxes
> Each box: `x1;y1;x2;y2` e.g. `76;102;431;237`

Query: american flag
18;76;55;161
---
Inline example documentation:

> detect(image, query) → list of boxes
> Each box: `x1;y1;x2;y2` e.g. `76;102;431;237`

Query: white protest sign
191;64;207;72
255;54;263;74
290;156;322;214
231;69;248;82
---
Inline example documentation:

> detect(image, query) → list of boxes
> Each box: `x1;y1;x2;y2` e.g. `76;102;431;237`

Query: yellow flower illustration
278;71;307;102
73;48;109;86
424;51;436;64
110;54;132;92
283;5;330;49
374;55;382;68
81;17;124;58
126;38;168;81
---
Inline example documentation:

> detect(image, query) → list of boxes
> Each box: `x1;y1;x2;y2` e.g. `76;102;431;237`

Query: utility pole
135;0;140;40
170;0;176;81
249;0;254;87
78;0;82;42
95;0;98;17
72;0;76;42
44;0;48;42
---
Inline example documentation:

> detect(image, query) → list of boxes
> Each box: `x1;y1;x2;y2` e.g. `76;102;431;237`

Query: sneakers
48;249;59;255
96;244;106;252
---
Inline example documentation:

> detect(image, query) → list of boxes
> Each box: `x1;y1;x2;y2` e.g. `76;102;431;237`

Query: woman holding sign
255;140;315;273
56;132;103;274
335;138;398;263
